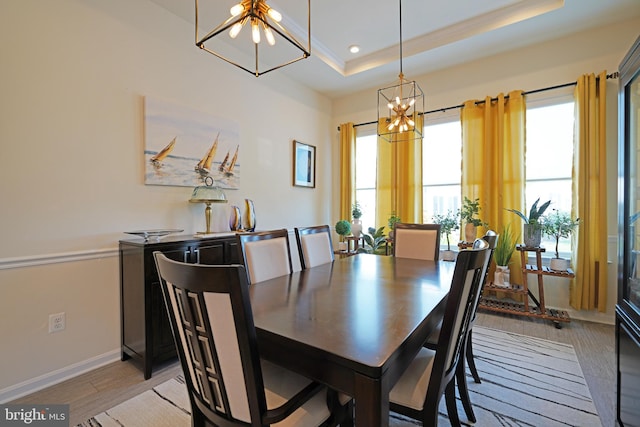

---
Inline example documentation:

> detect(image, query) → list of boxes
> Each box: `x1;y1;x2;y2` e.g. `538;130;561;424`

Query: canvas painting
144;96;240;189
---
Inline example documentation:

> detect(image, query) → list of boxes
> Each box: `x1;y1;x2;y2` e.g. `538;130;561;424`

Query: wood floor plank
11;312;616;427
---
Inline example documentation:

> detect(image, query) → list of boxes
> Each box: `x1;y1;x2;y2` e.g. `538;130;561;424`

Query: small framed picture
293;140;316;188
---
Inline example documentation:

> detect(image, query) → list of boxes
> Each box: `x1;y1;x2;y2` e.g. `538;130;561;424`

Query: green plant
460;196;486;227
433;210;460;251
541;210;580;258
352;202;363;219
358;226;387;254
506;198;551;224
335;220;351;239
493;223;519;266
387;212;401;230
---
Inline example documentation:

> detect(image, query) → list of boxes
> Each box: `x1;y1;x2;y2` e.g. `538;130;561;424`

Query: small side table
334;236;364;258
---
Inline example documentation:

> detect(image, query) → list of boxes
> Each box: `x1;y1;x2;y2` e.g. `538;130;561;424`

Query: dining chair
236;229;293;284
393;223;442;261
423;231;498;423
294;225;335;269
389;239;490;427
154;252;353;427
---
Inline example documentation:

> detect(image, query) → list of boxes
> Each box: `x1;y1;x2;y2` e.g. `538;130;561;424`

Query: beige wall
331;20;640;325
0;0;332;400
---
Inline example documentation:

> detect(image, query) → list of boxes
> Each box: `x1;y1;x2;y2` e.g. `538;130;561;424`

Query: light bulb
252;20;260;43
407;118;415;126
388;123;395;131
268;8;282;22
409;98;416;107
263;24;275;45
395;96;401;105
394;118;400;126
387;102;394;109
230;3;244;17
229;22;243;38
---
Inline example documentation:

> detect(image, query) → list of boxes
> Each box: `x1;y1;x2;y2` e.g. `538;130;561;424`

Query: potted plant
387;212;401;239
541;210;580;271
506;198;551;248
335;220;351;251
433;209;460;261
460;196;487;242
351;201;363;237
358;226;388;255
492;223;519;287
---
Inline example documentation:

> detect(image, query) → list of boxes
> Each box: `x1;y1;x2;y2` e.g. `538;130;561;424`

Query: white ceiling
149;0;640;98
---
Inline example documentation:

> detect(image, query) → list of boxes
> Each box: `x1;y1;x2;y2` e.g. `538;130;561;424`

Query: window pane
423;121;462;225
526;102;574;180
355;134;377;188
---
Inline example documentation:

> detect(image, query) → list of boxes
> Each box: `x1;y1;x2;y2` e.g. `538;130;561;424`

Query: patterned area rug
78;327;601;427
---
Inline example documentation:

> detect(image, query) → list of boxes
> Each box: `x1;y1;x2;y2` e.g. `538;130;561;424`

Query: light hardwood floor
11;311;616;426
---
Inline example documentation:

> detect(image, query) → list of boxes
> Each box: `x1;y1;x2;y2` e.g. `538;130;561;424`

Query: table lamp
189;176;227;234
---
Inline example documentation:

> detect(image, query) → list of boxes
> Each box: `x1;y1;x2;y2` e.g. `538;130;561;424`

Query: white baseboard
0;349;121;403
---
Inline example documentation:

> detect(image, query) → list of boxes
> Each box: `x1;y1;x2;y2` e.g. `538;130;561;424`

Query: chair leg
456;359;476;423
445;379;461;427
466;328;481;384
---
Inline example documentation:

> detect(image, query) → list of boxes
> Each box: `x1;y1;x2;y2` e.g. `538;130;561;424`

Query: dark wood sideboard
119;233;240;379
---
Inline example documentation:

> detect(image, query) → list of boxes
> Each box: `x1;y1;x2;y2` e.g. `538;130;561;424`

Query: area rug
78;327;601;427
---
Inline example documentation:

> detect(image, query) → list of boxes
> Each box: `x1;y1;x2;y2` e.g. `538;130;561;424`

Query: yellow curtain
376;116;423;230
461;90;526;283
339;123;356;221
571;71;608;312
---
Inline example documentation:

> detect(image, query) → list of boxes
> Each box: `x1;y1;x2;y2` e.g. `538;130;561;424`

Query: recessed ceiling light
349;45;360;54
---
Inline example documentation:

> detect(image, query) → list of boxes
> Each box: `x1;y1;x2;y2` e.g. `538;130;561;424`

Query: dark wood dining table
248;253;456;426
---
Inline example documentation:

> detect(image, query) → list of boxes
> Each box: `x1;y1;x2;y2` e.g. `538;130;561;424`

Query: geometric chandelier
195;0;311;77
377;0;424;143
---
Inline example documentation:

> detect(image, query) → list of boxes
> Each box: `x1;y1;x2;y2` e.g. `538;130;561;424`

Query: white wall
0;0;332;400
331;19;640;325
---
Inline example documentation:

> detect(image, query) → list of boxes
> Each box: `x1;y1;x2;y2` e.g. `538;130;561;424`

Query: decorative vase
464;223;477;243
229;205;241;231
243;199;256;231
549;257;570;271
442;250;457;262
494;265;511;288
351;218;362;238
523;223;542;247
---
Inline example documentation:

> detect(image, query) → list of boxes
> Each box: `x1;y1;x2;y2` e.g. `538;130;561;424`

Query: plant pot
523;223;542;248
549;257;570;271
442;250;457;262
494;265;511;288
351;218;362;238
464;223;477;243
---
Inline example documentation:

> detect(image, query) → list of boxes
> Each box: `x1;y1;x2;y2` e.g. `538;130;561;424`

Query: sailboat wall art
144;96;240;189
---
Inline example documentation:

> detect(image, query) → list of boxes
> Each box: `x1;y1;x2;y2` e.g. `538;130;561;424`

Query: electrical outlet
49;312;65;333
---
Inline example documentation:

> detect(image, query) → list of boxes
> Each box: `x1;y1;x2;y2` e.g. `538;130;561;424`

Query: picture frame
293;140;316;188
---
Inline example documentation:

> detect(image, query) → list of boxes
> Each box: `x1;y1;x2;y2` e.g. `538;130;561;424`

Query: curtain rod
338;72;619;131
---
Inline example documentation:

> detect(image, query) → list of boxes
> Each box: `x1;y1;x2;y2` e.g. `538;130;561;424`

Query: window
354;132;377;231
524;101;574;255
422;120;462;224
354;97;575;257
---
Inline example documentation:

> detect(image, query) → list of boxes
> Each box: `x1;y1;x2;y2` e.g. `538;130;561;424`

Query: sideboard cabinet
119;233;240;379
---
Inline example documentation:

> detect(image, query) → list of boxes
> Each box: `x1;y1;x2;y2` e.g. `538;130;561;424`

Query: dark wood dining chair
423;231;498;423
393;223;442;261
154;252;353;427
389;239;490;427
294;225;335;269
236;229;293;284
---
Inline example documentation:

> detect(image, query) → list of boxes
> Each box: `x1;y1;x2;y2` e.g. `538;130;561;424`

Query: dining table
248;253;456;426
